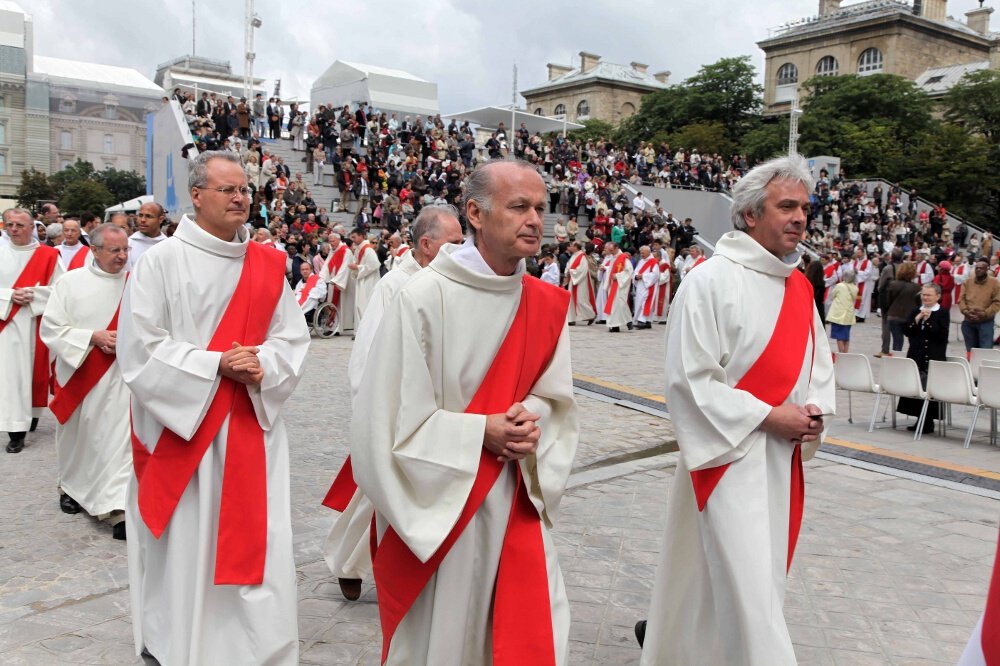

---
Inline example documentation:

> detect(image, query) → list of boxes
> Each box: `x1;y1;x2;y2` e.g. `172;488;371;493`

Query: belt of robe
371;276;569;665
130;243;286;585
50;279;126;424
1;245;58;408
688;269;816;572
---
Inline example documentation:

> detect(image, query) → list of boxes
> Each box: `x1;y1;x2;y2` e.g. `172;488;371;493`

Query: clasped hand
483;402;542;463
219;341;264;385
11;288;33;305
91;330;117;355
762;403;824;445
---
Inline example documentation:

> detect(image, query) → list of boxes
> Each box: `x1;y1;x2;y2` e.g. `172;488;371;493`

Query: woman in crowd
883;262;922;355
896;283;949;433
827;267;859;353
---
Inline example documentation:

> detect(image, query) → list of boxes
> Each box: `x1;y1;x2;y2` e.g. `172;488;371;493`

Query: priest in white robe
594;247;612;323
639;155;835;666
632;245;660;329
323;204;464;601
117;152;310;666
0;207;63;453
57;219;91;271
349;229;380;327
41;223;131;539
540;252;561;286
127;201;168;269
382;233;410;272
352;160;578;665
566;241;596;325
604;242;633;333
652;242;672;324
293;261;326;321
318;234;353;335
852;248;875;320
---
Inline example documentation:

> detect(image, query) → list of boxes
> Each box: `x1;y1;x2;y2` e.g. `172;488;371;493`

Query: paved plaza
0;312;997;664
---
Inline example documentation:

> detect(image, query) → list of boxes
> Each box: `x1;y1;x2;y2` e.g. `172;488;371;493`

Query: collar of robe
715;230;801;279
397;249;421;275
174;214;248;258
432;240;525;292
129;231;167;244
87;261;127;281
8;239;38;252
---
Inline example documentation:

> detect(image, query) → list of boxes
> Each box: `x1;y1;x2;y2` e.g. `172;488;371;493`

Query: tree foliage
15;159;145;217
568;118;616;144
59;180;114;217
97;168;146;203
15;168;55;210
667;122;733;157
944;69;1000;142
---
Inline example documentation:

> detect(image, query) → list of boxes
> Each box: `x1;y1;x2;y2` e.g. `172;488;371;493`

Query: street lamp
244;0;261;101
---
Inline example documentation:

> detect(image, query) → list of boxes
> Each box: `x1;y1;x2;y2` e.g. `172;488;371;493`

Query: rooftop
521;59;669;96
914;59;989;94
336;61;428;83
32;55;163;95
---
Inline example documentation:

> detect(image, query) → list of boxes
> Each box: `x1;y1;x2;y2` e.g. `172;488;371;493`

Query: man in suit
266;99;281;139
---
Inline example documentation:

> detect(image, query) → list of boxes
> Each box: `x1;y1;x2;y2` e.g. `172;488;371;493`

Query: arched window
776;63;798;86
620;102;636;118
553;103;566;116
857;48;883;75
534;108;543;116
103;134;114;154
60;130;72;150
576;100;590;118
59;94;76;114
816;56;839;77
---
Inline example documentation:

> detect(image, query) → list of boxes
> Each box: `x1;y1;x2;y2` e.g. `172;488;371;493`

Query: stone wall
524;83;647;126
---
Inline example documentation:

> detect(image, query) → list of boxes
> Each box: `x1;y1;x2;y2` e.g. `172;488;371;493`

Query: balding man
128;202;168;269
0;208;64;452
351;160;577;663
41;224;131;539
108;213;130;234
57;219;91;271
322;204;464;601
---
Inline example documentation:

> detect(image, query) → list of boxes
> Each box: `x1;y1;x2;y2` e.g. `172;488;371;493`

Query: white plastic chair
834;354;881;430
920;361;978;445
969;348;1000;383
974;365;1000;447
876;356;927;437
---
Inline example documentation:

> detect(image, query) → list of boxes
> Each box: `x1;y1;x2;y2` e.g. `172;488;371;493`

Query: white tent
444;106;584;135
104;194;154;219
310;61;439;118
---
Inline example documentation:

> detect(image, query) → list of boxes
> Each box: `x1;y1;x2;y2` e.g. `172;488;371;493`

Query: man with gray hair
322;203;464;601
117;151;309;664
45;222;64;247
638;154;836;665
41;224;131;539
0;208;63;452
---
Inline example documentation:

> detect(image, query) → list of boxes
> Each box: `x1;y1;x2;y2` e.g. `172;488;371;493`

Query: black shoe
588;318;595;326
658;321;667;325
29;417;38;432
113;522;126;541
922;420;935;434
609;327;620;333
568;322;576;326
60;494;81;514
626;322;634;331
635;620;647;647
5;439;23;453
338;577;362;601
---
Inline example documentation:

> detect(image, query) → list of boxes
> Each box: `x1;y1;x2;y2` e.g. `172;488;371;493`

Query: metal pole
511;63;517;154
192;0;196;55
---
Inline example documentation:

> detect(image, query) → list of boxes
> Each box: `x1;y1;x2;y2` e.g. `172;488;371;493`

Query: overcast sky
27;0;995;111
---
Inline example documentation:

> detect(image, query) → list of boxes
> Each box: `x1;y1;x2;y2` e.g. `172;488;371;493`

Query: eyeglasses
196;185;251;199
95;246;130;255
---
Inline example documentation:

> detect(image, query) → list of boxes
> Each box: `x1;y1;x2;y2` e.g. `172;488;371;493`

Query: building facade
758;0;998;114
520;52;671;125
154;55;265;100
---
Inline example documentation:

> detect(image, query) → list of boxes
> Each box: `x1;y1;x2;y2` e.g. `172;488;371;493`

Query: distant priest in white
322;204;464;602
318;233;352;335
41;223;131;539
954;255;970;319
349;228;380;327
57;218;91;271
639;155;835;666
594;246;613;323
632;245;660;329
652;241;672;324
0;207;63;453
540;252;561;286
851;247;875;321
916;253;936;285
127;202;168;269
117;152;310;666
566;241;596;325
383;233;410;271
603;242;633;333
294;261;326;322
351;161;578;665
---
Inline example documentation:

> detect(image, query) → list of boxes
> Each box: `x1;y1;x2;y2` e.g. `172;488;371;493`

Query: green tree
568;118;616;144
614;86;692;145
681;56;763;139
15;168;55;210
667;122;733;157
739;117;790;163
97;167;146;204
48;159;99;201
944;69;1000;142
59;180;114;217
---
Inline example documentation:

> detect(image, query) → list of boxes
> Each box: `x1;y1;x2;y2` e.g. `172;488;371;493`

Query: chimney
915;0;947;22
579;51;601;74
818;0;842;15
991;43;1000;69
630;61;649;76
966;6;994;35
546;63;573;81
653;70;671;85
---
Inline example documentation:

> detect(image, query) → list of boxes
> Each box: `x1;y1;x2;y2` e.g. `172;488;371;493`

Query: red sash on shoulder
49;278;126;424
603;253;628;316
326;244;348;309
372;276;569;665
568;252;596;316
296;274;320;306
67;245;90;270
637;257;658;317
130;242;286;585
688;270;815;572
1;245;59;408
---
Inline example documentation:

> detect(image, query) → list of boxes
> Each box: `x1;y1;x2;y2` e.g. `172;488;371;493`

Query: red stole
981;527;1000;662
325;244;348;308
371;276;569;665
853;259;869;309
49;278;126;424
296;274;320;306
568;252;595;315
823;261;839;300
357;242;371;264
130;242;286;585
657;261;671;317
637;257;658;317
67;245;90;270
1;245;59;408
397;246;409;257
954;264;966;303
688;270;815;573
603;253;628;316
688;255;706;273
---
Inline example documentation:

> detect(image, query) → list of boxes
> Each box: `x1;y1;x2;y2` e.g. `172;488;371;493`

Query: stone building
154;55;265;100
758;0;999;114
520;52;670;125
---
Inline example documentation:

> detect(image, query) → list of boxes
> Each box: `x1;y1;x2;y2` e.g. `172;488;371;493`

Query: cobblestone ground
0;321;997;665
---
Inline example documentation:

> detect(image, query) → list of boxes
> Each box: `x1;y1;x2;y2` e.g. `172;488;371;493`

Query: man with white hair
0;208;63;452
57;218;90;271
638;155;835;665
565;241;596;325
293;261;326;322
348;228;380;327
41;223;131;539
382;233;410;271
603;241;633;333
318;232;352;335
322;204;464;601
127;202;168;269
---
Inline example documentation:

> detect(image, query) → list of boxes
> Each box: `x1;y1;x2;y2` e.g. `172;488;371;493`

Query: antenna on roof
191;0;196;56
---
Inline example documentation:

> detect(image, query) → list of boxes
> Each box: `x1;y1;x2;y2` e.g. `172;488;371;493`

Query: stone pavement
0;318;997;664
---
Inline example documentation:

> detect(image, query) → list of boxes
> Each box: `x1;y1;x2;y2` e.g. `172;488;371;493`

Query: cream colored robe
605;251;633;330
567;250;596;324
351;241;578;665
352;241;381;327
40;262;130;516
